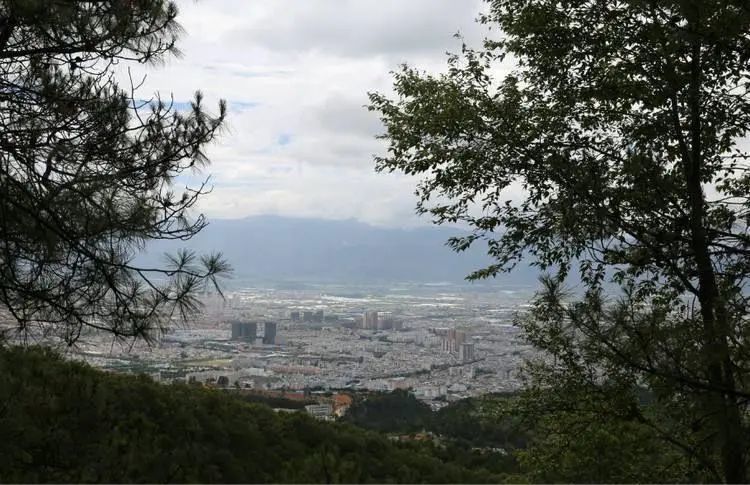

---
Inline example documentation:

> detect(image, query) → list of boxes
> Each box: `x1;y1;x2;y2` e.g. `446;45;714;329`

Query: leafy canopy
371;0;750;481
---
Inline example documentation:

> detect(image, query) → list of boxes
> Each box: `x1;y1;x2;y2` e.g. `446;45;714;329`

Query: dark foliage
0;346;506;483
0;0;229;344
370;0;750;480
227;391;316;410
343;390;528;478
343;389;433;433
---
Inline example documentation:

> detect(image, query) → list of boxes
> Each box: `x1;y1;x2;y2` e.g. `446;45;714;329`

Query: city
55;283;538;414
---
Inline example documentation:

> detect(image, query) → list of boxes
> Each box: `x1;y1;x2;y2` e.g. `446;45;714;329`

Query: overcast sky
130;0;490;227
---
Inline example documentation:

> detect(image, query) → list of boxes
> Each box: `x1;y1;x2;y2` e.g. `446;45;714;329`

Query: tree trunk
684;30;746;483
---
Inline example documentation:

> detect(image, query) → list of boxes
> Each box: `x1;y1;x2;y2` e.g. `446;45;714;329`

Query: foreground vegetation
0;345;727;483
371;0;750;480
344;388;694;483
0;346;509;483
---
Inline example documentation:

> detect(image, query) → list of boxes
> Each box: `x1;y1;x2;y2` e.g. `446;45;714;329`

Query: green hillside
0;346;505;483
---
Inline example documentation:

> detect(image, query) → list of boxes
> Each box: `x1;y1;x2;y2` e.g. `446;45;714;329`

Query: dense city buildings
38;283;537;409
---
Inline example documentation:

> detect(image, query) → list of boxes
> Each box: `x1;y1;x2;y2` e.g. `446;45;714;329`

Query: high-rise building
442;329;468;353
247;322;257;341
290;311;300;322
459;343;475;362
363;310;379;330
230;320;257;342
231;321;242;340
442;328;455;352
378;312;394;330
313;310;324;323
303;311;313;322
263;321;277;345
456;330;466;348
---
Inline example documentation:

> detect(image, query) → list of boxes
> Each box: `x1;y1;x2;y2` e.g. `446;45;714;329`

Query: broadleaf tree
0;0;229;344
370;0;750;481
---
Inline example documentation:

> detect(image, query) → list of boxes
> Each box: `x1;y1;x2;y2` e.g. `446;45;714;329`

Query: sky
129;0;491;227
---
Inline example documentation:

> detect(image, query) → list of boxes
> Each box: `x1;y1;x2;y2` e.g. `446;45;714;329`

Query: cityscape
41;283;538;416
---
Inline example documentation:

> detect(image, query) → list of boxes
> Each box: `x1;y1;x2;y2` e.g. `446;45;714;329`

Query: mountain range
139;215;542;286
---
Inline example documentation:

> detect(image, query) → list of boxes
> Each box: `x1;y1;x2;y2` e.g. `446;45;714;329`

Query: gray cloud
129;0;495;227
225;0;486;59
308;94;383;138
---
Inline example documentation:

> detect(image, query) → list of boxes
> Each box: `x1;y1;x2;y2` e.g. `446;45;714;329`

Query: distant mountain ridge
139;215;541;285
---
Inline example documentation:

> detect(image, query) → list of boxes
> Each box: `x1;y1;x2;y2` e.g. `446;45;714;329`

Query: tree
0;1;229;344
370;0;750;481
511;407;689;483
343;389;433;433
0;345;507;483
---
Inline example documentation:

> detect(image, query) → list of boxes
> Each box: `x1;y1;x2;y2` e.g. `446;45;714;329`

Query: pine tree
0;1;228;343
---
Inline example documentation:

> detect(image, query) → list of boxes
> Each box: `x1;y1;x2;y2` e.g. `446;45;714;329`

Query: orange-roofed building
332;393;353;417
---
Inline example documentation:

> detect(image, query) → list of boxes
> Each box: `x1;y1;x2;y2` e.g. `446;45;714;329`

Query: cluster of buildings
180;376;353;421
68;284;537;412
433;327;476;363
290;309;344;325
291;310;326;323
361;310;403;331
300;392;354;420
230;319;277;345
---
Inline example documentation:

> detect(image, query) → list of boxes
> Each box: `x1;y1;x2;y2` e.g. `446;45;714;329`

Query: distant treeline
227;390;316;410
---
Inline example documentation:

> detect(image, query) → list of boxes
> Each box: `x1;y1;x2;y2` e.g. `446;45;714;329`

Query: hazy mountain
140;215;542;285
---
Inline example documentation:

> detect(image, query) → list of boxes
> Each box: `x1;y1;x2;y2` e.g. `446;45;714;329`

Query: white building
305;404;333;420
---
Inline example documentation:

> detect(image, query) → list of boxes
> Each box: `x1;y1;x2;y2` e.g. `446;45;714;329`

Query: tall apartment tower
455;330;467;350
244;321;258;341
378;312;395;330
231;321;242;340
230;320;257;342
362;311;379;330
459;342;475;362
263;321;277;345
442;329;468;353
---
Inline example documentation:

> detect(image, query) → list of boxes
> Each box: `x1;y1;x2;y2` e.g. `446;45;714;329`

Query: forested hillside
343;389;691;483
0;346;506;483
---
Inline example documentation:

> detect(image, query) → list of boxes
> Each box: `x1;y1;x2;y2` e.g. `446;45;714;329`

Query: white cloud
124;0;493;227
223;0;485;59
